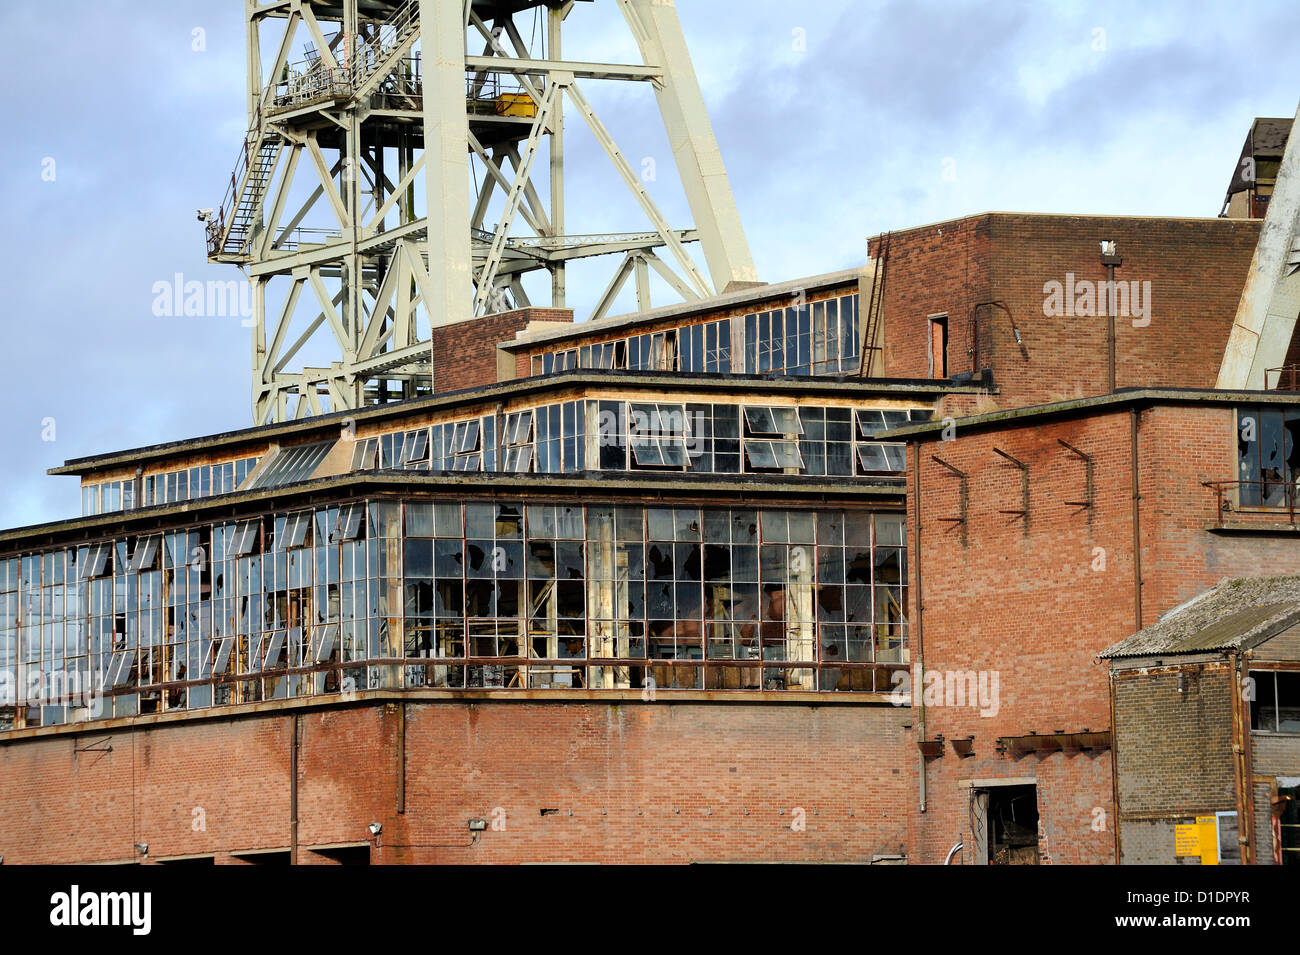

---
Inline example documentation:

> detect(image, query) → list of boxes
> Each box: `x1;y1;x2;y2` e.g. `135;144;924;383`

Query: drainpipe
912;441;927;813
1108;665;1122;863
396;703;406;816
1129;410;1143;630
1228;651;1253;864
1102;241;1122;393
290;713;300;865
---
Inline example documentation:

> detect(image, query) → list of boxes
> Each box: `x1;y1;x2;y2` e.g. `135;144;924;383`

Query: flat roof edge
50;372;969;476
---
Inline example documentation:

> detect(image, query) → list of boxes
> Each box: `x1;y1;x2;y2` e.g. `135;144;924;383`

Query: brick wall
433;308;573;395
1112;664;1236;817
871;215;1260;409
0;699;912;865
902;399;1300;864
1139;405;1300;617
904;410;1137;864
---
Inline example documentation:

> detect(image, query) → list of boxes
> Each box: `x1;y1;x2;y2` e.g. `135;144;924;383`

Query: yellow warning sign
1196;815;1219;866
1175;824;1200;856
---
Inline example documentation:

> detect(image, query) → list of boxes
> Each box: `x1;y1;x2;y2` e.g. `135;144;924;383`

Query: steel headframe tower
1217;101;1300;390
205;0;758;423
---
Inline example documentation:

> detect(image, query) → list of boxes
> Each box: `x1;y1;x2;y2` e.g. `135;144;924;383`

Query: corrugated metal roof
1100;576;1300;659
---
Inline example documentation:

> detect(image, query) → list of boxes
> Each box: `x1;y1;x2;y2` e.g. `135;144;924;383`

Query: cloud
1;0;1297;527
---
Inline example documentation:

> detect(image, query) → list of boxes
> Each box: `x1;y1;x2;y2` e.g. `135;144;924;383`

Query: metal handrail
206;103;263;256
1202;478;1300;525
1266;366;1300;391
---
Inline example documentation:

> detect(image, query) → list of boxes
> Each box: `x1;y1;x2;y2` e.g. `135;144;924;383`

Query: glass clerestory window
630;403;689;468
503;411;534;473
249;441;333;489
743;406;804;471
854;409;925;474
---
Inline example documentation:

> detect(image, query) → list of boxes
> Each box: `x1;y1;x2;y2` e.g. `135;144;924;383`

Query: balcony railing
1266;366;1300;391
1204;479;1300;527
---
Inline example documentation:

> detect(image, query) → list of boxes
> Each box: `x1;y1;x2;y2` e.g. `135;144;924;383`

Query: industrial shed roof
1100;575;1300;659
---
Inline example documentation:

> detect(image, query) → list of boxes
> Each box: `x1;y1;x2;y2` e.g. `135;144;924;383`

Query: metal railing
466;70;537;117
350;0;419;92
206;104;265;256
1266;366;1300;391
270;63;353;111
1203;478;1300;526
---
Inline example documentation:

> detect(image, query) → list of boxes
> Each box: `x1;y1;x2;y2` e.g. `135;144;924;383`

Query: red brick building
2;210;1297;865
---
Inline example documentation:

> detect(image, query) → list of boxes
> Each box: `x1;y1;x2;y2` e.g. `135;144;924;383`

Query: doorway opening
970;783;1039;865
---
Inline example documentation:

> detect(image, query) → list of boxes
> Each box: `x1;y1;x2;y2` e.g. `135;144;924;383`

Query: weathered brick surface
871;215;1259;407
1112;665;1235;817
904;400;1300;864
904;411;1134;864
0;700;911;865
434;308;573;394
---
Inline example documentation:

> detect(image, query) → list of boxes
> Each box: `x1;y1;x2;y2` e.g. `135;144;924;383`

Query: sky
1;0;1299;530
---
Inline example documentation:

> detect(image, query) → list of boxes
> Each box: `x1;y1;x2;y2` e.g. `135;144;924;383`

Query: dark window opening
929;315;949;380
1251;670;1300;732
985;784;1039;865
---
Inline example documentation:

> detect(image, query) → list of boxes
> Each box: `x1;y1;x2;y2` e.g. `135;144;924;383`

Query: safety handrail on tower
204;0;758;424
349;0;421;101
206;107;278;258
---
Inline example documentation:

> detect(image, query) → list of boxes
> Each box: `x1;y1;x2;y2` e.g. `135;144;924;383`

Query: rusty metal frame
992;446;1029;535
931;454;968;546
1057;438;1094;526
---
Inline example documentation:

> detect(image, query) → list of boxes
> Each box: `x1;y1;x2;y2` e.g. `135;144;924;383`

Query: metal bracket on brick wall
992;446;1030;537
950;735;975;758
918;735;945;759
931;455;968;547
1057;438;1094;528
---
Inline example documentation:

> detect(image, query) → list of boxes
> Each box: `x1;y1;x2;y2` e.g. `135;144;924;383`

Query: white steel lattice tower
204;0;758;423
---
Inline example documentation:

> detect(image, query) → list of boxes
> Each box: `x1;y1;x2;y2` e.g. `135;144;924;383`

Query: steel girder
1217;101;1300;390
210;0;757;423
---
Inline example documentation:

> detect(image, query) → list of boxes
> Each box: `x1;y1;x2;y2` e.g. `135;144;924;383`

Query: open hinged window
312;623;340;664
127;535;161;573
329;504;364;544
856;442;907;473
211;636;235;676
231;520;260;556
350;437;379;471
743;406;804;470
276;512;312;550
856;408;929;439
258;630;287;672
629;403;688;468
402;429;429;469
79;542;112;579
106;649;137;688
503;411;535;473
450;420;482;471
